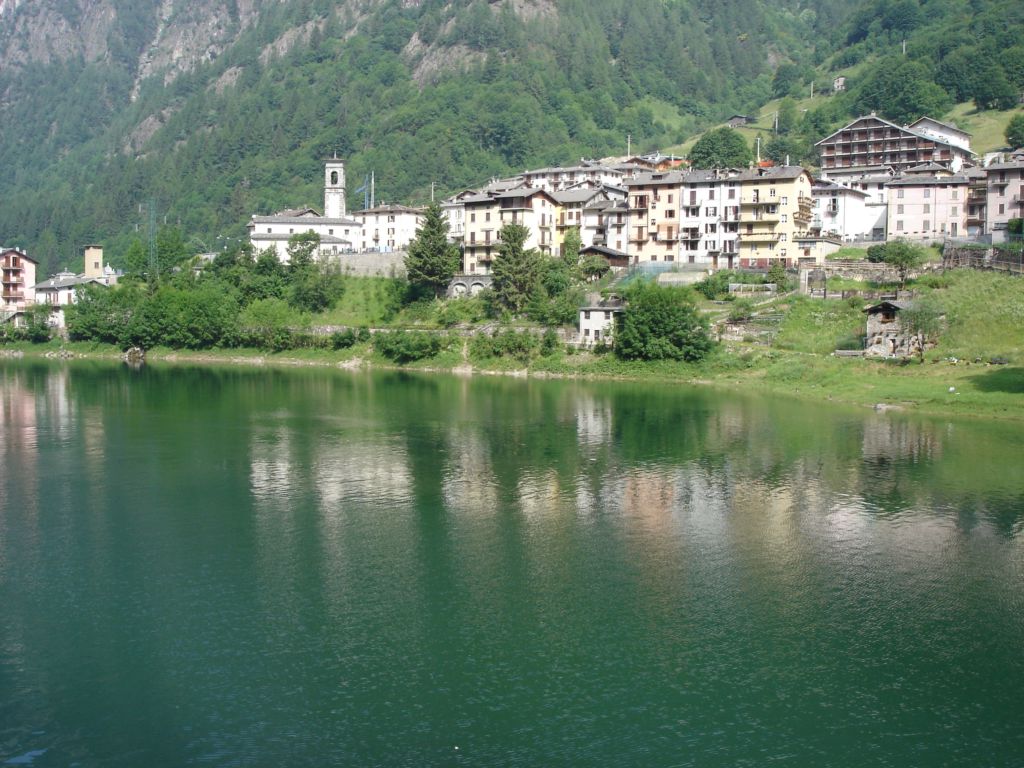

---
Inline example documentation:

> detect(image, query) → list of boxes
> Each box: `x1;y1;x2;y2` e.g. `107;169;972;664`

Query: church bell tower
324;157;346;218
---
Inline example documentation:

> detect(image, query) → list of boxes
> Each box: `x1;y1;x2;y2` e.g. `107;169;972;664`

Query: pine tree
404;203;461;298
491;223;542;314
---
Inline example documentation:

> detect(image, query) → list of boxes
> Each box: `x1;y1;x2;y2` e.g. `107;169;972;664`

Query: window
897;189;905;199
923;204;930;214
770;188;777;197
485;212;491;222
781;214;787;223
709;189;715;201
728;188;736;200
951;206;957;217
952;189;959;200
666;210;675;218
897;220;904;231
781;196;788;205
897;204;904;214
667;194;673;204
267;228;272;233
924;189;931;199
924;220;930;231
999;203;1005;214
329;229;334;235
780;233;787;241
471;213;476;222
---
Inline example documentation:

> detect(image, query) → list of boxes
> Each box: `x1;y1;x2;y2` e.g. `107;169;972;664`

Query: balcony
750;211;780;223
742;231;781;243
657;226;679;242
2;291;24;301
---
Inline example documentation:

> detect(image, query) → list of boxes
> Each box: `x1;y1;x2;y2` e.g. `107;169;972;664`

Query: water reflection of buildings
861;416;943;463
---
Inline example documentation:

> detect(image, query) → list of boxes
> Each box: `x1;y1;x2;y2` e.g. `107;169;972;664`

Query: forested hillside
0;0;1020;274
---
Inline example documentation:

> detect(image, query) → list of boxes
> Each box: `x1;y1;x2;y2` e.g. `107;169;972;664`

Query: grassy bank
4;270;1023;421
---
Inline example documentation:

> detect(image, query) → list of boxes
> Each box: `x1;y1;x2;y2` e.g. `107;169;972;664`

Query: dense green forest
0;0;1021;275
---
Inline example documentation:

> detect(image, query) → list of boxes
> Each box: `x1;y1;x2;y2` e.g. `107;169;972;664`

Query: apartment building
678;169;741;270
965;167;988;237
885;173;969;241
520;162;624;192
624;171;686;264
1;248;37;321
353;204;423;252
984;161;1024;241
736;166;814;267
816;114;974;174
462;185;559;274
552;187;624;255
582;199;630;256
811;179;885;242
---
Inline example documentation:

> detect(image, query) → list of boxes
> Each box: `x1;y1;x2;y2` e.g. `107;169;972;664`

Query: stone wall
333;250;406;278
799;259;936;292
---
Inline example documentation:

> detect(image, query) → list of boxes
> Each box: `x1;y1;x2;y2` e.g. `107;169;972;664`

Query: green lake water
1;361;1022;767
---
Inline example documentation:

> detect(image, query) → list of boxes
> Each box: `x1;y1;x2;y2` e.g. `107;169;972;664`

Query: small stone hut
863;300;923;358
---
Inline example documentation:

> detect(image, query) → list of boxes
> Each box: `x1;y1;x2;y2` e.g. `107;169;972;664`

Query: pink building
1;248;37;323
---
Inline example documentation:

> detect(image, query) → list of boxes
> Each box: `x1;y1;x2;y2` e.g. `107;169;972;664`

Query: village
2;112;1023;358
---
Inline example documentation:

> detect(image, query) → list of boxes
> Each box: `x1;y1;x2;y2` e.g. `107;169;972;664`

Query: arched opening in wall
331;171;339;185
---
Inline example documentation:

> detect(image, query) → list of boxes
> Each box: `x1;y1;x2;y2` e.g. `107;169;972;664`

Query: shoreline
3;341;1022;422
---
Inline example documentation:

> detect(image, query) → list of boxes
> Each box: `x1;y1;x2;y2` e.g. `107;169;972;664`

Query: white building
811;179;885;242
520;162;625;192
32;246;119;328
352;204;424;252
247;158;361;262
679;169;741;269
578;300;624;347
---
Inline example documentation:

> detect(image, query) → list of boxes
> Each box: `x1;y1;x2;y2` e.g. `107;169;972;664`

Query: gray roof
984;161;1024;172
864;300;914;313
551;188;606;205
249;215;360;225
885;175;969;186
35;274;106;291
354;204;423;215
815;114;974;153
733;165;809;182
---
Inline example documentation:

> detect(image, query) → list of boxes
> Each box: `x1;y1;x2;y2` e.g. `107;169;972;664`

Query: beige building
462;185;559;274
624;170;686;264
736;166;814;267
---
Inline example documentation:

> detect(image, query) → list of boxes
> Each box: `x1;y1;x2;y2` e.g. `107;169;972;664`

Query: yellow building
737;166;813;268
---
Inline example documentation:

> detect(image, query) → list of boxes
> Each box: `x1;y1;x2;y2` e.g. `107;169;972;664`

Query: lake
1;361;1022;766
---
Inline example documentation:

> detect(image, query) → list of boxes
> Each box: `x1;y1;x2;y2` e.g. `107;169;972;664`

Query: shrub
866;244;887;263
374;330;445;362
616;282;714;362
470;329;541;364
330;329;358;349
728;298;756;322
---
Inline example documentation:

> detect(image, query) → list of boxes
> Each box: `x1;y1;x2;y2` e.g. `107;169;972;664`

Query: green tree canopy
615;282;713;362
405;202;461;297
1006;114;1024;149
853;57;952;126
491;222;543;314
883;239;926;288
688;127;753;168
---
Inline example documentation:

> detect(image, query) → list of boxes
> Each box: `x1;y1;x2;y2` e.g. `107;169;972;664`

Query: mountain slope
2;0;1012;274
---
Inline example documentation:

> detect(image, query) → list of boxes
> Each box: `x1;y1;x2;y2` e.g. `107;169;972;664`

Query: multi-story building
1;248;37;321
678;169;741;270
581;199;630;256
965;167;988;238
984;160;1024;241
520;162;624;192
461;185;559;274
353;204;423;252
624;170;686;264
551;187;623;255
816;114;974;174
736;166;814;267
811;179;885;242
885;171;969;241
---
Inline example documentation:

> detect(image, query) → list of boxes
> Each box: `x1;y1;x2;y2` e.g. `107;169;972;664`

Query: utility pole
756;136;761;164
627;134;632;156
431;181;435;203
370;171;375;209
902;39;906;55
147;198;157;281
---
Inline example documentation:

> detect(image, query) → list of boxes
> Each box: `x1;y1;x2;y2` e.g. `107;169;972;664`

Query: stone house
864;300;923;358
